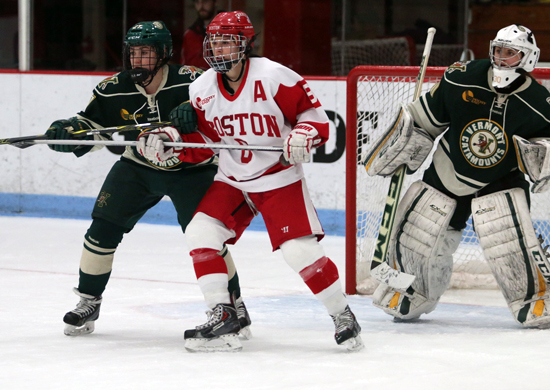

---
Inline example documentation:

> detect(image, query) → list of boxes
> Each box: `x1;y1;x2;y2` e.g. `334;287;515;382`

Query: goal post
345;65;550;295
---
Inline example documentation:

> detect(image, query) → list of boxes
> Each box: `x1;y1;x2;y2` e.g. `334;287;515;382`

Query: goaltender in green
366;24;550;327
44;21;251;337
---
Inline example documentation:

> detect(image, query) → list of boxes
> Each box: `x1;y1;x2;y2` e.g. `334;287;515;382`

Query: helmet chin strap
222;58;246;83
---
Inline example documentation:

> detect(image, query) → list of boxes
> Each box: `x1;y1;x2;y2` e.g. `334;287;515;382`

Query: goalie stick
368;27;437;290
0;121;172;149
16;139;284;152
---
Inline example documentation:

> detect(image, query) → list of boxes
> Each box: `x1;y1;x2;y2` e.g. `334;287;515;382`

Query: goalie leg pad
373;181;458;319
373;228;462;320
472;188;550;327
365;104;434;176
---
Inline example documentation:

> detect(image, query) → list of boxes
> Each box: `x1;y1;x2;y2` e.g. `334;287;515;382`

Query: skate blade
184;333;242;352
239;325;252;340
342;335;364;352
64;321;95;336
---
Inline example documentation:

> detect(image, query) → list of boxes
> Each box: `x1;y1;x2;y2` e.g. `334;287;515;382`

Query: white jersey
189;57;329;192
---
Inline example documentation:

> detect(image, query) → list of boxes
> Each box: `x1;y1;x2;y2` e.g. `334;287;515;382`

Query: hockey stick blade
0;134;49;148
370;262;416;290
0;122;172;148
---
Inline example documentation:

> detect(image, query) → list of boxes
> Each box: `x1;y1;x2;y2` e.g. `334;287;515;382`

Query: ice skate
331;306;364;351
63;288;102;336
235;297;252;340
184;303;242;352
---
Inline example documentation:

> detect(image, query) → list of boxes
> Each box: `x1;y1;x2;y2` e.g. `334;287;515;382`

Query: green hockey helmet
123;21;173;87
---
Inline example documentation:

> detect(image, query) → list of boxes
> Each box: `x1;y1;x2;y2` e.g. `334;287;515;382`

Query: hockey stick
0;121;171;149
18;139;284;152
369;27;437;290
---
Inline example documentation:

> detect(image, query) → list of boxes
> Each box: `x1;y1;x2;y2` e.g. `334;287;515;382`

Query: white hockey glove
137;126;183;163
365;104;434;177
513;135;550;193
283;124;319;165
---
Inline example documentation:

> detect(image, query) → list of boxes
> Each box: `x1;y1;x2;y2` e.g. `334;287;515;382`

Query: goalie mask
489;24;539;88
123;21;173;87
203;11;255;74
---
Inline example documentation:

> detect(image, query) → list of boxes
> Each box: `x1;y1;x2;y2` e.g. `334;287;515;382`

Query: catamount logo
462;90;486;105
179;65;203;80
98;75;119;90
460;119;508;168
97;191;111;207
120;109;143;121
446;61;470;74
196;94;215;110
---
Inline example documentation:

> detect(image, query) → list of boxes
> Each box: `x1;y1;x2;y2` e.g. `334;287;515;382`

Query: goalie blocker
472;188;550;328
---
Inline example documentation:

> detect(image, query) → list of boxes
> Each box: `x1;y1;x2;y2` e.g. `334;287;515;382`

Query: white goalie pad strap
472;188;550;326
386;181;457;300
513;135;550;193
365;104;434;177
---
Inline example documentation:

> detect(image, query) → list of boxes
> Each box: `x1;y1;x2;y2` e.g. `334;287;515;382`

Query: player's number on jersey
235;139;253;163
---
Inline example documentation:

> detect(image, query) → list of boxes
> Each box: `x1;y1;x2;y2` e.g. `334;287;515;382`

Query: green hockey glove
45;117;91;153
169;101;198;134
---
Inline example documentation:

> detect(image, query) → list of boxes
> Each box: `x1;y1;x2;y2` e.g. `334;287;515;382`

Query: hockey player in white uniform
367;24;550;328
138;11;363;352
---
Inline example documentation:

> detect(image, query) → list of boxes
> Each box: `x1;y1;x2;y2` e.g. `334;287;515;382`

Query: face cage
203;34;248;73
489;41;528;70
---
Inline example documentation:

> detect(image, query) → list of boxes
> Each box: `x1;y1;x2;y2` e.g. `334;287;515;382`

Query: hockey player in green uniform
366;24;550;327
44;21;251;338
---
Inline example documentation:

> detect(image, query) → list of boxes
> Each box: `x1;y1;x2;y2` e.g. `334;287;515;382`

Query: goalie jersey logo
460;119;508;168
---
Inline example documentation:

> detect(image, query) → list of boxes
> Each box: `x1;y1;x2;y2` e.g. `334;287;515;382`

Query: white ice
1;216;549;390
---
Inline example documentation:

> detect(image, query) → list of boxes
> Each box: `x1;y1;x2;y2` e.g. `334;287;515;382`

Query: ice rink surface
1;216;549;390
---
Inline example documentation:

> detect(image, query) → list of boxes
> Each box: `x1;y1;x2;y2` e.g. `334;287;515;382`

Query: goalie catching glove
45;117;92;153
513;135;550;193
365;104;434;176
137;126;184;163
168;101;198;135
283;124;320;165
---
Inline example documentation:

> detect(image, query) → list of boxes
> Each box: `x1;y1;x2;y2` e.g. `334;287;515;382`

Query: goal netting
332;37;415;76
345;65;550;295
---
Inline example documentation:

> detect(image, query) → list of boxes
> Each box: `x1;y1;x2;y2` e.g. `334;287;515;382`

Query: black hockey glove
45;117;91;153
169;101;198;135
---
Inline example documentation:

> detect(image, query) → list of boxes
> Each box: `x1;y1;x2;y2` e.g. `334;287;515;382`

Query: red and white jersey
189;57;329;192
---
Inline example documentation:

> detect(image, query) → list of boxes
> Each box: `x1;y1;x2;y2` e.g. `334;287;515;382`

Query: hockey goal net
345;65;550;295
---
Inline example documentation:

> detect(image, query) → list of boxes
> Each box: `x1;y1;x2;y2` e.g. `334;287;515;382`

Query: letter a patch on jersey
254;80;267;102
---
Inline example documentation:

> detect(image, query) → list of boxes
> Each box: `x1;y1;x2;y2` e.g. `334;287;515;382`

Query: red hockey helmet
203;11;256;73
206;11;255;40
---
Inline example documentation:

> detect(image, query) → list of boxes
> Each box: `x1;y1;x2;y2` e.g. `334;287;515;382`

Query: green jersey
409;59;550;196
76;64;215;171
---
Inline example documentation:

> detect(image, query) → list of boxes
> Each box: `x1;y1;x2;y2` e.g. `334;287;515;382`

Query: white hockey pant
372;181;459;320
472;188;550;328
